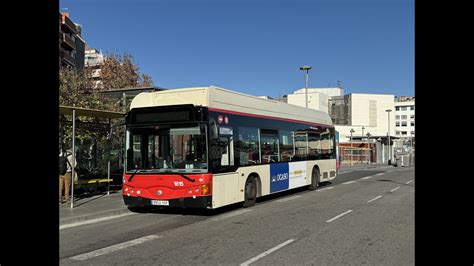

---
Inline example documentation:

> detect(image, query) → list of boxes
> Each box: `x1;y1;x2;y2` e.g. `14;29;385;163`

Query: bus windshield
126;124;208;173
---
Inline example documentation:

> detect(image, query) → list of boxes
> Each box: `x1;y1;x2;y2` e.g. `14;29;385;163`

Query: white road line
326;209;353;223
60;213;135;230
406;180;413;184
317;187;334;192
367;196;383;203
276;195;302;202
342;180;356;185
70;235;161;260
361;176;373;180
240;239;296;266
390;186;401;192
212;209;252;221
376;173;385;176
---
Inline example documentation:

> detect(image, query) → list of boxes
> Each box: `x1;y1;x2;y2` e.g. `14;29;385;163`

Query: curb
338;165;395;174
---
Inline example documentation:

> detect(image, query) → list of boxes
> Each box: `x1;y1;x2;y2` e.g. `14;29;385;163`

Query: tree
98;52;154;90
59;52;154;178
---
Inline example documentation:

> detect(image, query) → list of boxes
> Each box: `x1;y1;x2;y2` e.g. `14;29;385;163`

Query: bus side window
237;127;260;166
260;129;279;163
279;130;294;162
294;131;308;159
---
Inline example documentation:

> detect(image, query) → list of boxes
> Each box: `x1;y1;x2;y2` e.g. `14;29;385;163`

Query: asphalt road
60;166;414;265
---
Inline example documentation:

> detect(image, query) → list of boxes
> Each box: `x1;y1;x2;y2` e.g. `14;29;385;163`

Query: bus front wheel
308;167;320;191
243;177;257;208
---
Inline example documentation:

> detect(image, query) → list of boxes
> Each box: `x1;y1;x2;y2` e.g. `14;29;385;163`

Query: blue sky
60;0;414;97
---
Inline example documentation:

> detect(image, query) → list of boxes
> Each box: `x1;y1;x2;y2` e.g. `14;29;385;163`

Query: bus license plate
151;200;169;206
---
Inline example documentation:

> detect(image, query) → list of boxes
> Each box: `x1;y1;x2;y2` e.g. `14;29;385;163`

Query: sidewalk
60;190;130;227
60;163;395;227
338;163;395;173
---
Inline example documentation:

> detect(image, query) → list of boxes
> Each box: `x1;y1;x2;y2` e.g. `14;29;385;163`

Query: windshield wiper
178;174;195;182
128;169;140;182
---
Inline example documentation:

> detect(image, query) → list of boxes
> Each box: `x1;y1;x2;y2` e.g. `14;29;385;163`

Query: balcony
60;50;76;67
61;14;77;34
62;33;76;50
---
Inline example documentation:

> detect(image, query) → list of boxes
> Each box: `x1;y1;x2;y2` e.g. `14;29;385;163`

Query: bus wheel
243;177;257;208
308;167;320;191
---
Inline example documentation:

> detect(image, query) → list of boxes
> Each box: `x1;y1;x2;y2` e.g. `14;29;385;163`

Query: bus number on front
174;181;184;187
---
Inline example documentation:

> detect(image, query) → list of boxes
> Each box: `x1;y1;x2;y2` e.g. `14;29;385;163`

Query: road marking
390;186;401;192
240;239;296;266
212;209;252;221
361;176;372;180
376;173;385;176
406;180;413;184
367;196;383;203
60;213;135;230
276;195;302;202
326;209;353;223
70;235;161;260
342;180;356;185
317;187;334;192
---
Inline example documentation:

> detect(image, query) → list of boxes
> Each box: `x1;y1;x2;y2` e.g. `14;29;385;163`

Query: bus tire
243;177;257;208
308;167;320;191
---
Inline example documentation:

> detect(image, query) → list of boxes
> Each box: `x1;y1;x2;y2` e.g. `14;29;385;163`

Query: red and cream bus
122;86;337;209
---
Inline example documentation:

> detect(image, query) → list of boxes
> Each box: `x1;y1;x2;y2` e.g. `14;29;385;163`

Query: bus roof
130;86;333;126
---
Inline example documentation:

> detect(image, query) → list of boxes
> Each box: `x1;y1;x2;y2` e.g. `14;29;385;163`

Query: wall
287;91;330;113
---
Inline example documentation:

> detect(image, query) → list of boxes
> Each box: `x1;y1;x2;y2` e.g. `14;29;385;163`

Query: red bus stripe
208;107;333;127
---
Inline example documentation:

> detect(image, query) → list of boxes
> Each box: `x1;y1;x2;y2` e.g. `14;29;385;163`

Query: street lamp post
299;65;312;108
350;128;355;165
366;132;371;164
386;109;392;165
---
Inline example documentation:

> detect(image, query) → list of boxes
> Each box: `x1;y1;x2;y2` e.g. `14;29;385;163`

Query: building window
401;107;407;111
396;121;400;127
395;115;400;120
401;115;407;120
395;107;400;111
411;115;415;119
402;131;407;135
396;131;400;135
410;106;415;110
411;121;415;126
401;121;407;127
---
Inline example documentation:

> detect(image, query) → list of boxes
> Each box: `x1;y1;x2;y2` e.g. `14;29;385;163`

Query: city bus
122;86;337;209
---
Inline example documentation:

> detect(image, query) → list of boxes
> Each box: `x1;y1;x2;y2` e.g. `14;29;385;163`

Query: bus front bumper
123;195;212;209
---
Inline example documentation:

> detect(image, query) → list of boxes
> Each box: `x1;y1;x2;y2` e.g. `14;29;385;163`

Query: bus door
218;126;234;170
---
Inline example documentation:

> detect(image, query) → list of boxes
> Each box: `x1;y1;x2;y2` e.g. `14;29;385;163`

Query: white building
287;87;344;113
84;47;105;89
331;93;395;142
394;97;415;149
